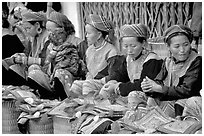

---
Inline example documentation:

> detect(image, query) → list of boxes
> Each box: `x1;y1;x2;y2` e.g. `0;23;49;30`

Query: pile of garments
2;85;61;133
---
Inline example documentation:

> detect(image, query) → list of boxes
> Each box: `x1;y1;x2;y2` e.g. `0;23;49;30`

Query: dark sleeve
2;35;25;58
94;55;130;82
119;59;163;96
105;55;130;83
158;56;202;101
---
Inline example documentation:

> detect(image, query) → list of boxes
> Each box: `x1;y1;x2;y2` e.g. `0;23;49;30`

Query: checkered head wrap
86;14;114;32
48;11;73;28
164;25;193;43
120;24;150;39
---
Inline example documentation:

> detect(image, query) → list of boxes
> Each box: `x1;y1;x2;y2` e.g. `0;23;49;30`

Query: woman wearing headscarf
98;24;163;103
4;10;57;99
25;11;81;100
141;25;202;120
69;14;119;96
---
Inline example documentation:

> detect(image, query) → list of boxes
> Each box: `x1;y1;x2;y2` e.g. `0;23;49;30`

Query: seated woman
5;10;56;99
2;3;26;86
141;25;202;120
98;24;163;104
26;11;82;100
69;14;119;96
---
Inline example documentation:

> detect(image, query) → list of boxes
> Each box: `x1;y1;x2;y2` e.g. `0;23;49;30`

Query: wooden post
47;2;52;18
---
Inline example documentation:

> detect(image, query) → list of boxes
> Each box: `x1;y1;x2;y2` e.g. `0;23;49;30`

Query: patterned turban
120;24;150;39
164;25;193;43
22;10;47;22
86;14;114;32
48;11;73;28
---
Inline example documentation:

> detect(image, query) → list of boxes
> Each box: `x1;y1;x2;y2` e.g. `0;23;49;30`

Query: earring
37;28;42;34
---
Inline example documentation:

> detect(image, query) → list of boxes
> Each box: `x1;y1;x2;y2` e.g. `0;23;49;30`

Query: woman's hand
141;76;163;93
98;81;119;99
12;53;27;64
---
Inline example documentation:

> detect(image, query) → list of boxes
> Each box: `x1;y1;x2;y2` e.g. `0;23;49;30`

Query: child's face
85;24;101;46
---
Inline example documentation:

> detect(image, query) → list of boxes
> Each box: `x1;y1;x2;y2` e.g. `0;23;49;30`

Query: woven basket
2;100;21;134
28;117;53;134
53;116;77;134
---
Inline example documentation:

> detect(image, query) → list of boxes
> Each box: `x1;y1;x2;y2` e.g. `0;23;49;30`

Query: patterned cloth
120;24;150;39
48;11;73;28
181;96;202;121
86;14;114;32
163;25;193;43
21;10;47;23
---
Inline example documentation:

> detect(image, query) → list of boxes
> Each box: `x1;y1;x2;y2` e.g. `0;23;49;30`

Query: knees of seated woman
28;64;41;72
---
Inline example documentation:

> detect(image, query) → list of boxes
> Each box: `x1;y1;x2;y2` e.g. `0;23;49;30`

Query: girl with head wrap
141;25;202;120
98;24;163;104
69;14;119;96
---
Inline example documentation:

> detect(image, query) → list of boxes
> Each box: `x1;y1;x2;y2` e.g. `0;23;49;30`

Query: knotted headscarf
164;25;193;43
120;24;150;39
86;14;115;44
48;11;75;35
48;11;71;27
21;10;47;24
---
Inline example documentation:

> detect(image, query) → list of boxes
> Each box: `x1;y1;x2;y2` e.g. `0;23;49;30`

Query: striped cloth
86;14;114;32
163;25;193;43
120;24;150;39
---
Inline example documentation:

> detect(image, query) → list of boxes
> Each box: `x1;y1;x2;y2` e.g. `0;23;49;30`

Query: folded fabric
79;115;113;134
2;57;15;70
131;106;175;131
157;120;202;134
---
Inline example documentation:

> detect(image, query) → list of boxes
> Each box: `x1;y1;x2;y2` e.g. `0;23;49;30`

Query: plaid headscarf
120;24;150;39
22;10;47;23
164;25;193;43
86;14;114;32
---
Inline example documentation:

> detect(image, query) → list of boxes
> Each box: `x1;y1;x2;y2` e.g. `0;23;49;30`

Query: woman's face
168;35;191;62
122;37;143;58
85;24;101;46
46;21;67;46
23;21;38;37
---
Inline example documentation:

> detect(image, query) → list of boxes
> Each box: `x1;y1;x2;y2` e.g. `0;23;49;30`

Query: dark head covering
120;24;150;39
164;25;193;43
